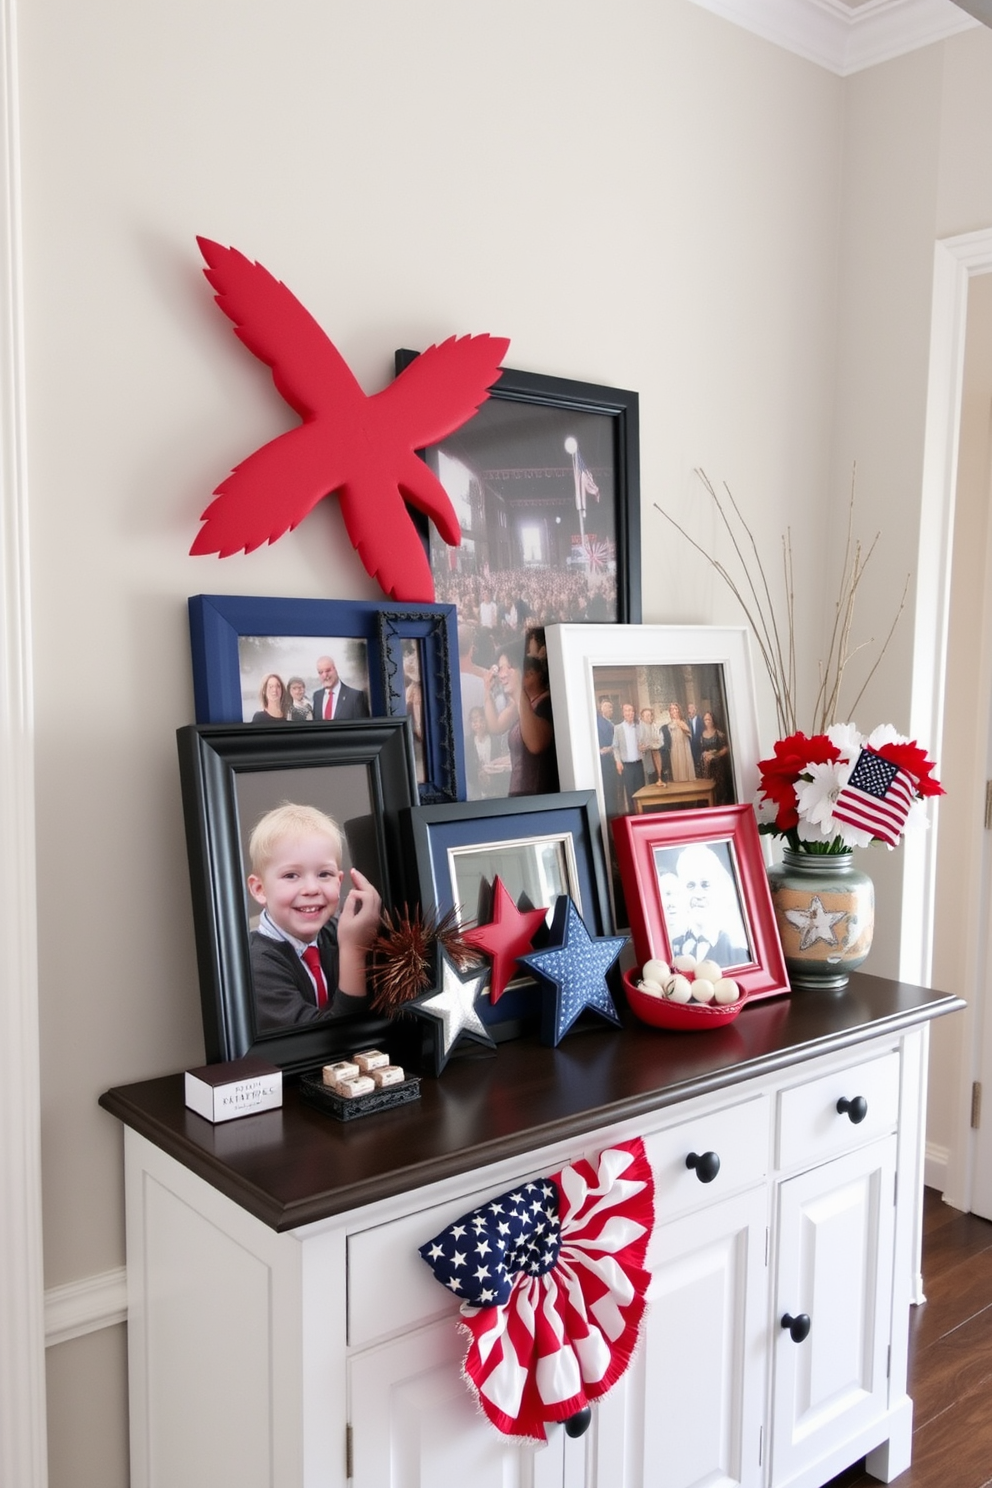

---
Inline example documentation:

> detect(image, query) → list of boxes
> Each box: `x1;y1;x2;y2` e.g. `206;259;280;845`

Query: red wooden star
462;877;547;1004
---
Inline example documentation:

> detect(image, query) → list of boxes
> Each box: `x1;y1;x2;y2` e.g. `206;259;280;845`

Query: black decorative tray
298;1072;421;1122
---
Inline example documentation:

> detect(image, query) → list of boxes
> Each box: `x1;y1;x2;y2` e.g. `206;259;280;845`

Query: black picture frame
177;719;418;1073
188;593;465;803
395;352;641;798
400;790;615;1037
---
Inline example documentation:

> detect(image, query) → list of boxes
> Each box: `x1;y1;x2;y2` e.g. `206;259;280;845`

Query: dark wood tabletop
100;974;963;1233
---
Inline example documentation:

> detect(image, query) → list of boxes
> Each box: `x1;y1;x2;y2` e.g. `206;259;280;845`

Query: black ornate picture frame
177;719;417;1072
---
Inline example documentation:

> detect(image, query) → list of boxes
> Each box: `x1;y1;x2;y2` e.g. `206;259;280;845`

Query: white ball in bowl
691;977;716;1004
695;958;723;986
665;974;693;1003
714;978;741;1005
637;978;665;998
642;958;671;984
673;954;697;974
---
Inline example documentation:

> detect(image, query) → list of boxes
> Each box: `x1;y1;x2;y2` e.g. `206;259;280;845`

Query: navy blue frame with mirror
400;790;616;1038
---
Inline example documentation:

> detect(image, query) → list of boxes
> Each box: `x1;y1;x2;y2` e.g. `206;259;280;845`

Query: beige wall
15;2;992;1483
831;27;992;1162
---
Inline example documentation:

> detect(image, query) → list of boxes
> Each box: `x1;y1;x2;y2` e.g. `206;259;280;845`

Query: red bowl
623;969;747;1031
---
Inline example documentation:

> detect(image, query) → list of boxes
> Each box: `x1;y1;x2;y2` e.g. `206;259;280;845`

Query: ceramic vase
767;848;874;991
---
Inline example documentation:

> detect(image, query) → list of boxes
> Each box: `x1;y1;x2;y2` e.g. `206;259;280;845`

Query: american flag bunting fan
418;1137;654;1440
832;747;917;847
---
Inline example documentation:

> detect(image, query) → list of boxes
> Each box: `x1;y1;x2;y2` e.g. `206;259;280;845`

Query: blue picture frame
188;594;465;803
400;790;616;1037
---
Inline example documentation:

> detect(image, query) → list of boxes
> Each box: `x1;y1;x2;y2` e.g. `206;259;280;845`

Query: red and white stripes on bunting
420;1137;654;1441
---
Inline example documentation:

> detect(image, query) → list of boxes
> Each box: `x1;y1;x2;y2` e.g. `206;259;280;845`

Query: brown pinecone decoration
369;904;483;1014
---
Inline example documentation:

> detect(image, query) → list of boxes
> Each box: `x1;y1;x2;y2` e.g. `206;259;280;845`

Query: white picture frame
545;623;761;926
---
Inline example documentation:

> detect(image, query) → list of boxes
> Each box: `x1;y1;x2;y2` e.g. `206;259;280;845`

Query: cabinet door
593;1185;768;1488
349;1316;567;1488
770;1135;896;1486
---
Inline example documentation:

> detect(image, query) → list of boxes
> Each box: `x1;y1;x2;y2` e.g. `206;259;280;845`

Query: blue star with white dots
517;896;626;1047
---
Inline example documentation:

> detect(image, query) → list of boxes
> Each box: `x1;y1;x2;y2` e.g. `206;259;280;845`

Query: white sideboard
102;975;962;1488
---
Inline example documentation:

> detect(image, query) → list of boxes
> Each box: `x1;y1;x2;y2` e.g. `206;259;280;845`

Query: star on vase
462;877;547;1004
784;894;849;951
517;896;626;1047
406;948;496;1074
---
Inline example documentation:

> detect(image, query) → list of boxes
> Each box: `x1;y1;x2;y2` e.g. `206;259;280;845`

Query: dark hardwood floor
826;1187;992;1488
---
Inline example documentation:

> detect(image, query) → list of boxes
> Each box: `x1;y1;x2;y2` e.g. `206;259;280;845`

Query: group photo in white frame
546;624;761;927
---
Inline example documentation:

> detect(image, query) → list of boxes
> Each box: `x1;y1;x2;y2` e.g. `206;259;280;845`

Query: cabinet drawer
348;1182;505;1348
776;1050;899;1171
644;1095;769;1217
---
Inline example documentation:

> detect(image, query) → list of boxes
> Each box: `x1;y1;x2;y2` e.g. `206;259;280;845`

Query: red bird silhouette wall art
190;238;510;603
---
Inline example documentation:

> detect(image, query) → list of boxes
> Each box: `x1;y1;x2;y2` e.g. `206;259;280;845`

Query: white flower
794;814;838;846
826;722;864;758
794;758;873;849
795;759;849;827
755;794;780;826
866;723;909;751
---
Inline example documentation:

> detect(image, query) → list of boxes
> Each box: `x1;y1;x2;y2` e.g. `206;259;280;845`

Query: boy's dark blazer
250;921;365;1030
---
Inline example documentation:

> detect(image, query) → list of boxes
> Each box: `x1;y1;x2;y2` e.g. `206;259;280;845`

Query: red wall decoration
191;238;509;603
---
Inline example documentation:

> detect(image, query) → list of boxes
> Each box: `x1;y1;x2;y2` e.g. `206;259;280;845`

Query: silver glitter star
409;949;496;1071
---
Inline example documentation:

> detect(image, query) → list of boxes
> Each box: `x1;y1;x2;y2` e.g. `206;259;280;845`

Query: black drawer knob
564;1406;592;1438
781;1312;811;1343
686;1150;721;1183
837;1095;868;1124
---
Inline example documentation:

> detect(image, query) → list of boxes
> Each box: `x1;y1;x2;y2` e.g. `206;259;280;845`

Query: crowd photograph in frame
176;718;418;1073
400;791;613;1036
395;353;641;799
612;805;789;1003
546;624;761;925
188;593;465;802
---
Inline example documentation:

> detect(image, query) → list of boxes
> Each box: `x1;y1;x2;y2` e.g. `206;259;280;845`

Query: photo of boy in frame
234;766;383;1036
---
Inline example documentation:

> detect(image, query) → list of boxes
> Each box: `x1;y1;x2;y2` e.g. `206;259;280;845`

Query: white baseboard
44;1267;127;1348
924;1141;950;1194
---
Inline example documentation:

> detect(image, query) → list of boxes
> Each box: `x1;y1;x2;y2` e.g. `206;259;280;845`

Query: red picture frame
612;804;789;1003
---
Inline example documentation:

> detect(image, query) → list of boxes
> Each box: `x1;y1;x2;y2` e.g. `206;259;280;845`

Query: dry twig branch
654;467;908;736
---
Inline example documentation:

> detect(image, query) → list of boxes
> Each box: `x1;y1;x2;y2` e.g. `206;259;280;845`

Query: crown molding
687;0;979;74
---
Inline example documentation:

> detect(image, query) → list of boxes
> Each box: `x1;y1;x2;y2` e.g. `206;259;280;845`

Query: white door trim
913;227;992;1212
0;0;47;1482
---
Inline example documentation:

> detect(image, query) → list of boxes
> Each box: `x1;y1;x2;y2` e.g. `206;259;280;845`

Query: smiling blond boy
246;802;381;1031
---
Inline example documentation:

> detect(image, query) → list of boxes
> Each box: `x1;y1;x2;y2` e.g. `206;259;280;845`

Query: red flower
758;732;842;832
873;740;944;798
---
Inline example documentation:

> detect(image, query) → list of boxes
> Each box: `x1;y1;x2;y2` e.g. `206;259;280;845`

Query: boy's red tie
301;945;328;1008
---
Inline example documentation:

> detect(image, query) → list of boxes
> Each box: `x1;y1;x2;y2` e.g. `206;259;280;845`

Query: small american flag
572;448;600;516
833;747;917;847
578;453;600;502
